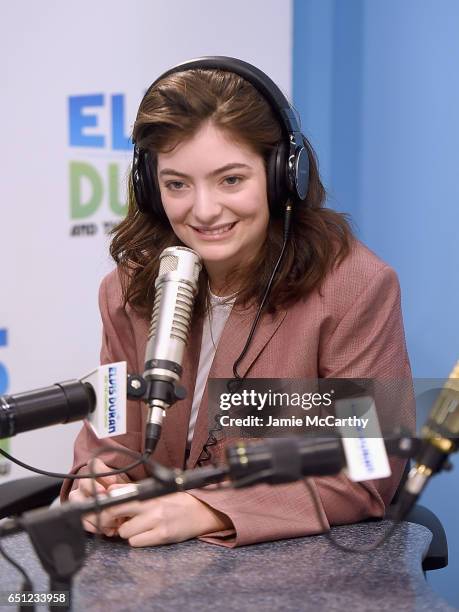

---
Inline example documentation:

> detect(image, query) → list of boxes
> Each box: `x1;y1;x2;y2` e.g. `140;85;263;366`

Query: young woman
61;57;414;548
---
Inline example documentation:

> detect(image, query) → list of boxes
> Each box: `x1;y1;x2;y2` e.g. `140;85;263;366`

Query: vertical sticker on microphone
82;362;127;439
335;396;391;482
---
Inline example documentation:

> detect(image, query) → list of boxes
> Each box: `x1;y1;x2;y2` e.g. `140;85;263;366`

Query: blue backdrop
293;0;459;607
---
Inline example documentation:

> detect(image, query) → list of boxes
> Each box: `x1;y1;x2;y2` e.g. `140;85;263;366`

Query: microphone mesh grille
159;255;178;275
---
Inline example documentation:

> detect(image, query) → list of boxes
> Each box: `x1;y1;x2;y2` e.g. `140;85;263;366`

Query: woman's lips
191;222;238;240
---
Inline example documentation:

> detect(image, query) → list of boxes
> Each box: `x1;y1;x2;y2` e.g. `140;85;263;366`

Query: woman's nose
191;186;222;224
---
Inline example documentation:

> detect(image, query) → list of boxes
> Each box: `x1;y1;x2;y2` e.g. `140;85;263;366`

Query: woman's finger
117;512;159;541
87;458;130;488
127;529;165;548
104;500;143;521
81;518;98;534
78;478;107;498
69;486;119;532
69;489;100;532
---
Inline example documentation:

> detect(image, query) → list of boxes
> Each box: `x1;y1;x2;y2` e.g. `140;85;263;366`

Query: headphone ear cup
133;149;169;222
267;143;289;215
132;146;147;213
142;152;167;220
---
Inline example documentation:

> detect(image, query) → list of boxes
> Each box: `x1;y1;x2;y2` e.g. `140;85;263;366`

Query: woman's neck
206;264;239;297
208;282;237;299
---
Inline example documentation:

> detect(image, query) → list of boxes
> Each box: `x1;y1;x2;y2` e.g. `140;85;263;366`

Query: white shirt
187;291;235;443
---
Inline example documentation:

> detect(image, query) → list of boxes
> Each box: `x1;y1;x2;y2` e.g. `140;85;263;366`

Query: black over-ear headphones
131;56;310;218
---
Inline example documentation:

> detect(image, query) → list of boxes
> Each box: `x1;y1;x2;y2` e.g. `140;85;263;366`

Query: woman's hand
68;458;131;536
101;486;233;547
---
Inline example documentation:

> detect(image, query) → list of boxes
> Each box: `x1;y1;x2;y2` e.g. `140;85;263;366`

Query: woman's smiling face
157;120;269;293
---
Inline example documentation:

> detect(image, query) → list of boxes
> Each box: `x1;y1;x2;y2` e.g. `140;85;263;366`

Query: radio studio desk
0;521;456;611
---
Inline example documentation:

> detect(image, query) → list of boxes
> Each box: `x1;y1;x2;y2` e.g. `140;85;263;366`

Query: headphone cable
197;203;293;466
232;203;292;379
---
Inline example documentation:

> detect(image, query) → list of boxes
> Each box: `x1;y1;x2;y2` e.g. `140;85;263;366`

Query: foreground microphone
143;246;202;454
0;362;127;440
226;437;346;485
395;361;459;520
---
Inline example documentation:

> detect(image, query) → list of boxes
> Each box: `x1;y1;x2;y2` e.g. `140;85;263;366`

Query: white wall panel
0;0;292;480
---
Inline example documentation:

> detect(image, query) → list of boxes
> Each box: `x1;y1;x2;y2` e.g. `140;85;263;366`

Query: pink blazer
61;240;414;547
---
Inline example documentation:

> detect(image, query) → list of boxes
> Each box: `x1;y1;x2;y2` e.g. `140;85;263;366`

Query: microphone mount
127;371;187;455
128;370;186;405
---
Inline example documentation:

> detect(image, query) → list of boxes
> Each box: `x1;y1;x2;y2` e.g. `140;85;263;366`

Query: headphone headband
132;56;310;216
138;56;303;141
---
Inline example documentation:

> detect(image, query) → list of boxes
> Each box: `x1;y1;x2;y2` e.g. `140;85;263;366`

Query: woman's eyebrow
158;163;252;179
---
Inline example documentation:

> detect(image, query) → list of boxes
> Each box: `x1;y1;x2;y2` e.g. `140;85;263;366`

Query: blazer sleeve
187;265;415;547
60;272;147;501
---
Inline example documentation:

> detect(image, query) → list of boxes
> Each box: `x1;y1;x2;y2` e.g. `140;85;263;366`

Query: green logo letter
70;162;103;219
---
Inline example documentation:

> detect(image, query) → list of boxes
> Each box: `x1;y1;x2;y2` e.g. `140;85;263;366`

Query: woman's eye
166;181;185;191
223;176;242;186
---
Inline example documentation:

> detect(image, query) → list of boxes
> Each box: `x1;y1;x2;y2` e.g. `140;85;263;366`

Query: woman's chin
192;244;239;264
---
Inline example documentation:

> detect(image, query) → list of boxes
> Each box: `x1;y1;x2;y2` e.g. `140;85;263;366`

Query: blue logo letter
69;95;105;148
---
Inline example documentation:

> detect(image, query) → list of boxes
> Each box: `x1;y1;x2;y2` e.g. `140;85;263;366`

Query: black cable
0;446;146;481
232;204;292;380
232;469;276;489
302;478;402;553
0;537;35;611
196;413;224;467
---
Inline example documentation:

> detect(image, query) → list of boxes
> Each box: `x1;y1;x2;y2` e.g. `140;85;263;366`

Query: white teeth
196;223;235;235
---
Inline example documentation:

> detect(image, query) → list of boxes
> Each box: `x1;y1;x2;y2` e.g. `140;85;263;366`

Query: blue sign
68;94;132;150
0;328;9;394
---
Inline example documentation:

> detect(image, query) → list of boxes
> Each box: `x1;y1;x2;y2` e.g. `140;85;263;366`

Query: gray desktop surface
0;521;456;611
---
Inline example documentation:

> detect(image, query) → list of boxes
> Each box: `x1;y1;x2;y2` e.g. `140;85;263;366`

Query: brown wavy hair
110;68;354;319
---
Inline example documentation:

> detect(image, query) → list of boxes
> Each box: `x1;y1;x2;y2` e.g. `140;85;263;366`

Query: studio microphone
0;362;127;440
395;361;459;520
226;437;346;486
143;246;202;454
224;394;393;486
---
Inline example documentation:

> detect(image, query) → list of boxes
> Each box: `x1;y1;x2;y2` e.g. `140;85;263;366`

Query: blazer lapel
188;305;287;467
